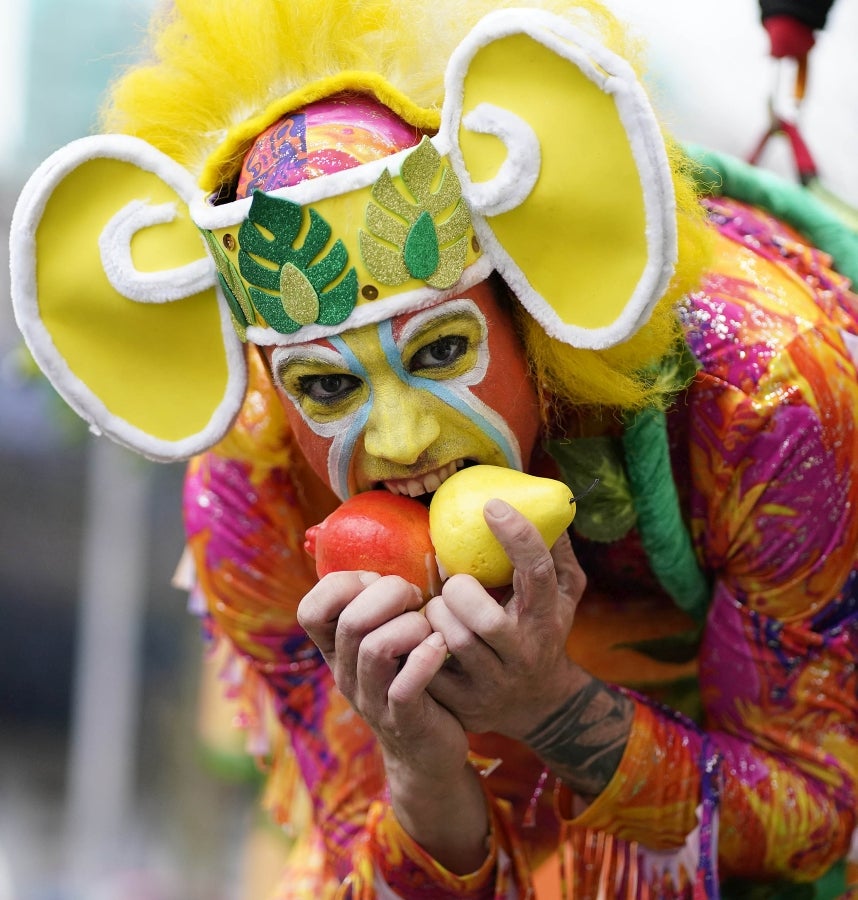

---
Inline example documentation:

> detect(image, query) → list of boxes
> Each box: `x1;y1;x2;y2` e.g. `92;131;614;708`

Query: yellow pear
428;464;576;588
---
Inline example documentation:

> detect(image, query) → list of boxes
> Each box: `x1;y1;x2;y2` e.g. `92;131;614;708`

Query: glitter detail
236;95;420;198
360;137;471;289
236;191;358;334
280;264;320;325
200;228;256;341
403;210;439;279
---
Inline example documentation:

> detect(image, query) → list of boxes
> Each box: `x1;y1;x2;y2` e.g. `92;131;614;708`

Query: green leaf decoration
315;268;360;326
359;227;410;284
280;264;320;325
650;336;701;398
370;169;415;224
251;287;302;334
404;211;440;280
361;137;471;288
427;235;469;290
237;192;357;334
200;229;257;341
400;139;462;217
546;437;637;542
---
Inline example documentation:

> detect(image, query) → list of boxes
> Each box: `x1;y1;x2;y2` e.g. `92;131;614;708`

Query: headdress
10;4;677;460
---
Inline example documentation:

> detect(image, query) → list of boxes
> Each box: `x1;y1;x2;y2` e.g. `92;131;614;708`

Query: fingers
551;530;587;604
425;586;502;662
298;570;381;657
427;501;575;655
298;571;425;679
464;501;585;654
484;499;560;617
357;611;436;705
387;632;448;708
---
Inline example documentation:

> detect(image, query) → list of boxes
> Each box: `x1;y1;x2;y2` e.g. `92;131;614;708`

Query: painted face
267;280;541;500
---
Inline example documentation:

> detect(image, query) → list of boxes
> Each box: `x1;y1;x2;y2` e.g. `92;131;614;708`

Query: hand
424;498;587;740
426;500;633;798
298;571;491;873
297;570;467;778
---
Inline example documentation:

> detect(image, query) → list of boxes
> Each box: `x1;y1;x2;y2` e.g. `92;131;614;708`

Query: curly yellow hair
103;0;711;414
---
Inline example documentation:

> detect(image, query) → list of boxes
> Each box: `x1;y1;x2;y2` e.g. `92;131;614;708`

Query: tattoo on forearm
523;679;633;797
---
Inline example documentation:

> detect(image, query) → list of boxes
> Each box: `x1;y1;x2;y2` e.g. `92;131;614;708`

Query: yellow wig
103;0;711;415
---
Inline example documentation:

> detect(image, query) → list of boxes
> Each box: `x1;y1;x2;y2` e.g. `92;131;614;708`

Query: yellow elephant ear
440;9;677;350
10;135;247;460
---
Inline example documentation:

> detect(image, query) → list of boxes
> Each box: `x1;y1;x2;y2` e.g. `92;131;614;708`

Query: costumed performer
8;0;858;896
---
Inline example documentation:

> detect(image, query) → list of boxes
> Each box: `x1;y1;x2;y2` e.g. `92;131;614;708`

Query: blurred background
0;1;855;898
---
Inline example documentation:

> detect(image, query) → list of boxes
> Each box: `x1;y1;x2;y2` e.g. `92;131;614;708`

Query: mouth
378;458;474;505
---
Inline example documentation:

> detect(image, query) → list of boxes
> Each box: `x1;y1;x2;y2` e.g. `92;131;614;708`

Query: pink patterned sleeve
567;203;858;883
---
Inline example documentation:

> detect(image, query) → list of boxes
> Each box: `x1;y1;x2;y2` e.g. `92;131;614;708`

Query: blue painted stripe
377;320;517;467
329;335;371;496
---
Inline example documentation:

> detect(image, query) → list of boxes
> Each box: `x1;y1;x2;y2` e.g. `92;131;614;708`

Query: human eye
297;372;362;403
408;335;469;373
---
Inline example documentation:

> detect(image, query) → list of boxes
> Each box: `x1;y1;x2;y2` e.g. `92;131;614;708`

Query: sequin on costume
183;198;858;898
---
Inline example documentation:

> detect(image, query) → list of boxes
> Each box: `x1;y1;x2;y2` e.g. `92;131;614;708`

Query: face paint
268;280;540;499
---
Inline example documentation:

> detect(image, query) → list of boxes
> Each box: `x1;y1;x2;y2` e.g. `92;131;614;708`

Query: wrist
385;757;491;875
523;674;634;798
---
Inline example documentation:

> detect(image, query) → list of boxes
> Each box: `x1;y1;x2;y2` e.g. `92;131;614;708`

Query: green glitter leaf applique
360;137;471;289
404;211;440;279
201;229;257;341
237;191;358;334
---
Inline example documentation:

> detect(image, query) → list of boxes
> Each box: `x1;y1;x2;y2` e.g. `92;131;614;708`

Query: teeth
423;472;441;493
384;459;466;497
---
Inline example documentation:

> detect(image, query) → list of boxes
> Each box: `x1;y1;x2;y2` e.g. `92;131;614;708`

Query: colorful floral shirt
182;197;858;899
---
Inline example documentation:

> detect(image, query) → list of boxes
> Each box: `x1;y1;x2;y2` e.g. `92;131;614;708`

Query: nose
363;383;441;465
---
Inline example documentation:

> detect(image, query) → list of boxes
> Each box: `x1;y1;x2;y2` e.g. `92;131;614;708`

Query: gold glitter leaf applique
360;137;471;290
280;263;320;325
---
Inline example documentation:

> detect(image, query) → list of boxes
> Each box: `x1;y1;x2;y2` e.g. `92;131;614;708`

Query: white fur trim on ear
457;104;541;217
9;133;247;462
100;199;217;302
437;8;678;350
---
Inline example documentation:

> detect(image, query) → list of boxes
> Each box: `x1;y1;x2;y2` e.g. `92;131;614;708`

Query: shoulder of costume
685;143;858;285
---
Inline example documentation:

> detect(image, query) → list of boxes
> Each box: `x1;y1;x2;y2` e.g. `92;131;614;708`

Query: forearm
385;755;491;875
523;671;634;799
563;697;855;879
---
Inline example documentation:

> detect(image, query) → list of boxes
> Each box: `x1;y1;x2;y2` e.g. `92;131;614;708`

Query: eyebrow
393;299;481;346
270;342;347;371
